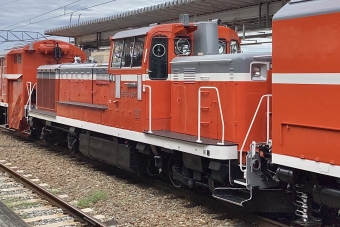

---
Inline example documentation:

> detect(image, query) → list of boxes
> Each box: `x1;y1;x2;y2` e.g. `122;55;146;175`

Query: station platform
0;201;29;227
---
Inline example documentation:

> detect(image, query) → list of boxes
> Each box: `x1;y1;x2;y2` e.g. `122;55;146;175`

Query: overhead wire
0;0;18;7
6;0;116;31
1;0;81;30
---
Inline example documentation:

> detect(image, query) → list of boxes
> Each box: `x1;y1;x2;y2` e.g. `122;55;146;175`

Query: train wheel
168;153;182;188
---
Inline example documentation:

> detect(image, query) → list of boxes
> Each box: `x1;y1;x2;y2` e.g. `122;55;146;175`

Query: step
233;179;248;186
212;188;251;206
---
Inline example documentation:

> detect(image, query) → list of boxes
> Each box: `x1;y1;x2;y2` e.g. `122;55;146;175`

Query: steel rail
0;161;107;227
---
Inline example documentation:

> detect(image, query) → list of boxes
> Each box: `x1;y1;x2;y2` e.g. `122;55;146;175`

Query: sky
0;0;272;52
0;0;167;51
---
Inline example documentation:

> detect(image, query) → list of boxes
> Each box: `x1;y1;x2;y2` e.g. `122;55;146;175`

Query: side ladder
212;94;276;206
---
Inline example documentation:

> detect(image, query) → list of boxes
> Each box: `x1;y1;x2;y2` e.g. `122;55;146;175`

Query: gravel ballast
0;131;243;227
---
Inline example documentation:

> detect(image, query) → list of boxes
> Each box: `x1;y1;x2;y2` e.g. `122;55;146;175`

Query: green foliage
77;190;109;208
5;200;40;209
49;188;60;195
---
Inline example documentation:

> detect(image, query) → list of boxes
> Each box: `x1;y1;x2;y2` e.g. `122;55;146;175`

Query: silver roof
274;0;340;21
112;27;154;40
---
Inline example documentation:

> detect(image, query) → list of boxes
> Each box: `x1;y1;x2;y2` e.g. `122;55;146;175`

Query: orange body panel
170;81;270;148
8;81;23;129
272;12;340;165
93;81;110;106
48;22;262;153
273;13;340;73
61;77;93;105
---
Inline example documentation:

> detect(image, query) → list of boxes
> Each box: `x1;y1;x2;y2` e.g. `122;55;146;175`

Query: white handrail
0;62;5;100
196;86;224;145
143;85;152;133
239;94;272;173
0;59;3;100
25;82;37;119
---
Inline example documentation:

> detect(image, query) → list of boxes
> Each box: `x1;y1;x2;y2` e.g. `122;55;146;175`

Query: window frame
110;36;145;69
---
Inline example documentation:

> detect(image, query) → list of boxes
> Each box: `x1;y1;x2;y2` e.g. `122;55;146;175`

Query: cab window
174;37;191;56
219;39;227;54
230;40;239;54
17;54;22;63
110;36;145;69
111;40;123;68
13;54;22;64
132;37;144;67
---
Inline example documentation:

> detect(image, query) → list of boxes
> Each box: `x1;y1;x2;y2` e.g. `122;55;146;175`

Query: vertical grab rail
196;86;224;145
25;82;37;119
0;59;5;100
0;59;2;100
239;94;272;173
143;85;152;133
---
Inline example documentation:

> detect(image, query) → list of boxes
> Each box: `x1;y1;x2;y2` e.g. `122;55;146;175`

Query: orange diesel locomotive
28;18;285;212
0;40;86;131
27;3;340;225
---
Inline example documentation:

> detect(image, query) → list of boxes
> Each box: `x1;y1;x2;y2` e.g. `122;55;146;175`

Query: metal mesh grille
37;71;56;111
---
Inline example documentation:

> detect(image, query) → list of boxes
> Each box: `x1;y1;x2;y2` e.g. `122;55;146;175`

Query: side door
148;36;168;80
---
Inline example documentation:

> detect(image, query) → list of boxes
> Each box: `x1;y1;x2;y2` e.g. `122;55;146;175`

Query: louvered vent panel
37;71;56;111
172;68;179;82
183;68;196;82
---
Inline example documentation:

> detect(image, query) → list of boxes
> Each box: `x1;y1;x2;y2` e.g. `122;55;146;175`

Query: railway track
1;128;292;227
142;178;291;227
0;160;107;227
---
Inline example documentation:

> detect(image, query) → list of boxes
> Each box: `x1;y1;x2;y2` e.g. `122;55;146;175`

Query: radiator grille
37;71;56;111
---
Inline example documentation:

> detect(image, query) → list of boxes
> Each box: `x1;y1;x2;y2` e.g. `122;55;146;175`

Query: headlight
253;67;261;77
250;62;269;81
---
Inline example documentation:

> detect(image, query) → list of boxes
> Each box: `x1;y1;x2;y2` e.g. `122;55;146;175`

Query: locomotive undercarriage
28;119;340;223
27;119;340;225
29;117;298;214
277;165;340;226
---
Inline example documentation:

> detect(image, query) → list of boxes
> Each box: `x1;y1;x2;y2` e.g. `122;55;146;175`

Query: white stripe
273;73;340;85
168;73;254;82
272;153;340;178
0;102;8;107
46;73;259;82
29;112;238;160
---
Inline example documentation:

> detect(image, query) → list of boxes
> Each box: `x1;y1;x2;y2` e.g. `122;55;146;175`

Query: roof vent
179;14;189;26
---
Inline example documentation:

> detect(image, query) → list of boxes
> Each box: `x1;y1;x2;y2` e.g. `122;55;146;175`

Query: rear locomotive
0;40;86;131
270;0;340;225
